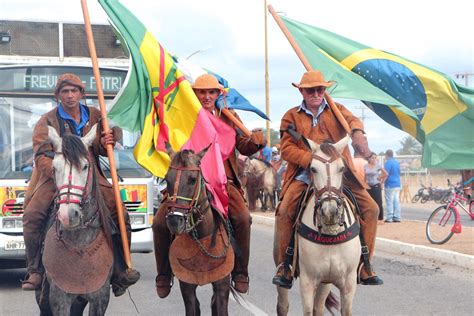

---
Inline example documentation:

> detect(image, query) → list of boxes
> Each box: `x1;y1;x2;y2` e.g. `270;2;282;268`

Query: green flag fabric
281;15;474;169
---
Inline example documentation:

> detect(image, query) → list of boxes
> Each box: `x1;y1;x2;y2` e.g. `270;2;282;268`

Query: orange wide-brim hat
191;74;224;90
292;70;333;88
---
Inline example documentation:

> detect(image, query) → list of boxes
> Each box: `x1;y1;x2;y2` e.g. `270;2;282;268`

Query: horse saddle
43;228;113;294
169;223;234;285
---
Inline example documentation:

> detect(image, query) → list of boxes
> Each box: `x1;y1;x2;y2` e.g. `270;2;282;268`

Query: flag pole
80;0;132;269
267;5;352;135
264;0;271;144
220;108;252;137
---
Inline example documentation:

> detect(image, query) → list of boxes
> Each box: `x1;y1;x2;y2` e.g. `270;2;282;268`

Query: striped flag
99;0;235;215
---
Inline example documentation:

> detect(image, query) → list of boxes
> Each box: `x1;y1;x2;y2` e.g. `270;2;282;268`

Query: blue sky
1;0;473;153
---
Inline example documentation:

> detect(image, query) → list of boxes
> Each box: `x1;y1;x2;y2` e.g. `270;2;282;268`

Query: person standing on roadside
365;152;388;224
384;149;401;222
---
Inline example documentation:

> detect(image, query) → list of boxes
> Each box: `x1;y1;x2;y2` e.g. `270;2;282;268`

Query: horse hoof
360;275;384;285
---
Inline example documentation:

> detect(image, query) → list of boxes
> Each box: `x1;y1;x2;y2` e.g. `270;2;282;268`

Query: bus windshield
0;96;151;180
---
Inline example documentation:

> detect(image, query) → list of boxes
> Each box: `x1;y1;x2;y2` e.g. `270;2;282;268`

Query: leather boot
22;232;44;290
272;182;304;289
111;233;141;297
152;205;173;298
227;185;252;294
21;272;43;291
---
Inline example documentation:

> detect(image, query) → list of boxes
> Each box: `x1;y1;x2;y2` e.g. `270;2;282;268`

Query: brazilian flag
281;16;474;169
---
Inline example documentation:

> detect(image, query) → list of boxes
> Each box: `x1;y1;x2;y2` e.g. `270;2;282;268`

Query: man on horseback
22;73;140;296
272;70;383;288
153;73;265;297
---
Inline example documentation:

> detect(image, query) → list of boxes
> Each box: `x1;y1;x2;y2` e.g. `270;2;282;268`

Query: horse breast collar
43;227;112;294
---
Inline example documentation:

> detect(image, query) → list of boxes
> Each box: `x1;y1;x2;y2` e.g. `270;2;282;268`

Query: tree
397;136;422;155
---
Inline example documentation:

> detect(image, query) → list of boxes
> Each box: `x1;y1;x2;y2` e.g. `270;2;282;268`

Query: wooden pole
267;5;352;135
264;0;271;144
80;0;132;269
220;108;252;137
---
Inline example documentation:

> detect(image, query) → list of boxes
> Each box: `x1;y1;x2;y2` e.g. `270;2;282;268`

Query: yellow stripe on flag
341;49;466;134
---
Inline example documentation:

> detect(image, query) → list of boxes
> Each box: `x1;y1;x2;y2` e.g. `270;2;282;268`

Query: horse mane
62;133;89;169
319;142;341;161
88;159;113;248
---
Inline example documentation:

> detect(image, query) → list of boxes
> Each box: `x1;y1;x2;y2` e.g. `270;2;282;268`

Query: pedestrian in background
365;152;388;224
384;149;401;223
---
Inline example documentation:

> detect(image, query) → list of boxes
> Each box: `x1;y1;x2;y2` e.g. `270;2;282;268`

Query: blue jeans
384;187;401;221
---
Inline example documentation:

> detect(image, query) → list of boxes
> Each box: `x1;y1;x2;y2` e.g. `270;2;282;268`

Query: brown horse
163;144;239;316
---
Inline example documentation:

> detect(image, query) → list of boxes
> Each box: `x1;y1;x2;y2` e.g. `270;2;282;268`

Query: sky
1;0;473;153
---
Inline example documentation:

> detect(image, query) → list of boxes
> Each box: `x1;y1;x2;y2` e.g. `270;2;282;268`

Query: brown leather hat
191;74;223;90
292;70;333;88
54;73;86;95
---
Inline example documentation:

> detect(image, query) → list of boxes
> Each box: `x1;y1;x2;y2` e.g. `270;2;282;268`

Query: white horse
277;135;361;316
244;157;276;211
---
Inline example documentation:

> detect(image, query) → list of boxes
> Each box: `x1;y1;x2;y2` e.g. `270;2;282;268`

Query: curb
252;214;474;270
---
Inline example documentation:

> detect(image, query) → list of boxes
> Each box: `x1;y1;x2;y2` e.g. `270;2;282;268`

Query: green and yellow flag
281;15;474;169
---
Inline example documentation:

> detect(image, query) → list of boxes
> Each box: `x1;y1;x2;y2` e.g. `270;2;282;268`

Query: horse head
164;143;211;235
48;124;97;229
306;135;350;233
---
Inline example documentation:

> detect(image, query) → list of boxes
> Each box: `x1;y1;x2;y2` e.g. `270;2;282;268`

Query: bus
0;64;155;268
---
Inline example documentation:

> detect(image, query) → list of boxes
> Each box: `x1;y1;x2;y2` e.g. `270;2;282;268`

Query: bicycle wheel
426;205;457;244
411;194;421;203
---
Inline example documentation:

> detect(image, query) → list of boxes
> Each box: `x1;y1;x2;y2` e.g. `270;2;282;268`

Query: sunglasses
302;87;326;94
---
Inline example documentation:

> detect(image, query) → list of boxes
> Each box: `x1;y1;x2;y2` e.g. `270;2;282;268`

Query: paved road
1;223;473;315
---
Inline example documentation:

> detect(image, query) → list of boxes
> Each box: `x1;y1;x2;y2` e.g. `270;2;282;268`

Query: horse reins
166;164;230;259
166;165;207;232
54;153;99;230
312;154;346;228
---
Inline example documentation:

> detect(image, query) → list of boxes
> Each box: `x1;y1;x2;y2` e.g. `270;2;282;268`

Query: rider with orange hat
153;74;265;297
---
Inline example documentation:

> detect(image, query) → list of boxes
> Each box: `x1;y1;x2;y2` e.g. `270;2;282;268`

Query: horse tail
325;290;340;315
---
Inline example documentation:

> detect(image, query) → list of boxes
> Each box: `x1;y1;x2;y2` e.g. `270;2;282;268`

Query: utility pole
455;73;474;87
354;105;367;124
264;0;271;145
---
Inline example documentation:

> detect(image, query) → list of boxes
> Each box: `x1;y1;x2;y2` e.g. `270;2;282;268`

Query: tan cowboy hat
192;73;224;90
292;70;333;88
54;73;86;95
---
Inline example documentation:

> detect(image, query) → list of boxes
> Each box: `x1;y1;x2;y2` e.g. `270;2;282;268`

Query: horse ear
196;143;212;161
82;124;98;147
305;138;320;152
334;134;351;153
165;142;175;157
47;126;62;151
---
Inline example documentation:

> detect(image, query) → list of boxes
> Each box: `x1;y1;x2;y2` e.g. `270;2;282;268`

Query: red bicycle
426;185;474;244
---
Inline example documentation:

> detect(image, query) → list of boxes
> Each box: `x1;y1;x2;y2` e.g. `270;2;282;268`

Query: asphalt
252;212;474;270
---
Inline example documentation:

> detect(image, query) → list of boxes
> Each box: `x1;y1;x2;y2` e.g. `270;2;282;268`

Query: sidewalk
251;202;474;269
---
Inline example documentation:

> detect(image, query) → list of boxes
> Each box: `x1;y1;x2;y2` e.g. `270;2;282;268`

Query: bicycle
426;185;474;244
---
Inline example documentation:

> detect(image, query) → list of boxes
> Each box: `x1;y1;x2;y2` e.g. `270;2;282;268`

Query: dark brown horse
164;144;239;316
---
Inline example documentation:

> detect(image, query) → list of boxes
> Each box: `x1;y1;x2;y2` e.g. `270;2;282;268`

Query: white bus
0;64;155;268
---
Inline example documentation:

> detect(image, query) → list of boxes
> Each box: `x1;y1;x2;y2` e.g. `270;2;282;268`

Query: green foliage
397;136;422;155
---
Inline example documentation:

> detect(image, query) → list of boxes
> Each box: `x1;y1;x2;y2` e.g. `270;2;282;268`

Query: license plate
4;240;25;251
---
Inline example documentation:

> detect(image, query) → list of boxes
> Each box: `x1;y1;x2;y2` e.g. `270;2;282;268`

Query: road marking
230;296;268;316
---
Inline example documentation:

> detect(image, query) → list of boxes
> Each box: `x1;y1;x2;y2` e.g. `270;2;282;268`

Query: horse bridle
165;165;207;232
312;154;346;228
54;153;98;229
